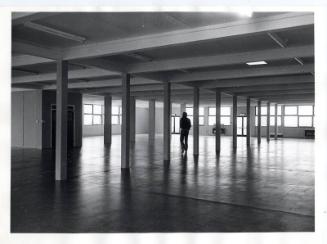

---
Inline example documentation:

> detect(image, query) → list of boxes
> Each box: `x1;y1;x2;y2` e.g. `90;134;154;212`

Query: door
237;116;247;137
51;106;75;149
171;115;180;134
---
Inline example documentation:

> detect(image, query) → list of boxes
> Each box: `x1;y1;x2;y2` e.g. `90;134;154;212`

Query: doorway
51;105;75;148
171;115;180;134
237;116;247;137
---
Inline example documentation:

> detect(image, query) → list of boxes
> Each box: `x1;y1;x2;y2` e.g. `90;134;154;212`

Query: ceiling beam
171;64;313;83
24;22;86;43
200;74;314;88
127;45;313;74
12;68;119;84
12;12;59;26
267;31;305;66
12;41;62;60
237;89;314;97
220;82;314;93
61;12;313;60
42;77;161;90
12;55;53;67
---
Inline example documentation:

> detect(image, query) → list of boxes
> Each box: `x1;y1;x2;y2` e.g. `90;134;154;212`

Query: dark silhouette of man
180;112;191;153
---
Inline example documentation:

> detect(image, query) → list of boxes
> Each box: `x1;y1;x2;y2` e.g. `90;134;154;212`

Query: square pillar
267;102;270;142
104;94;112;145
55;60;68;181
232;95;237;150
215;90;221;153
246;97;251;147
130;96;136;143
163;82;171;161
121;73;130;169
149;99;156;141
193;87;199;155
274;103;278;140
257;100;261;145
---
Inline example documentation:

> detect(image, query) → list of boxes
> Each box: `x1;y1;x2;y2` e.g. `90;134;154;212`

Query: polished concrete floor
11;134;314;232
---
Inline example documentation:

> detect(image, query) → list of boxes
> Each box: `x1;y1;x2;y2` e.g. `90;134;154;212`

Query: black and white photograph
1;1;327;243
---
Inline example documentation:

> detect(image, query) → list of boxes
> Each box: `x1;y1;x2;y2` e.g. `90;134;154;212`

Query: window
185;106;204;125
285;106;297;115
298;105;314;127
208;106;231;125
112;106;122;125
255;105;281;127
283;105;314;127
83;104;104;125
284;116;298;127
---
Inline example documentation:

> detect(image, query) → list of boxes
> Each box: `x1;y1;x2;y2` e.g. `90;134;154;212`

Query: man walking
180;112;192;153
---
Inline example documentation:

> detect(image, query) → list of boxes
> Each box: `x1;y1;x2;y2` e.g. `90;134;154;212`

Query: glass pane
93;115;102;124
186;107;193;116
237;128;242;135
199;116;204;125
285;106;297;115
221;106;230;116
84;114;92;125
119;106;122;114
93;105;102;114
119;116;122;124
243;128;247;135
84;104;92;114
278;116;282;126
175;117;180;131
188;115;193;123
299;116;312;127
261;107;267;115
270;106;275;115
243;118;247;127
208;116;215;125
221;116;230;125
199;107;204;116
112;106;119;115
298;105;313;115
284;116;298;127
255;116;258;126
237;117;242;128
270;116;275;126
171;117;174;133
112;115;119;124
261;116;267;126
278;105;282;115
209;107;216;116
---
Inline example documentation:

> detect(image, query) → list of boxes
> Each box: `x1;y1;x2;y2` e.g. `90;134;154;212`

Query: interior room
11;11;314;232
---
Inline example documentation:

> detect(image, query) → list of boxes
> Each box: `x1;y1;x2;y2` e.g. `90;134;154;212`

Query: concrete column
246;97;251;147
215;90;221;153
55;60;68;181
104;94;112;145
274;103;278;140
163;82;171;161
121;73;130;169
193;87;199;155
149;99;156;141
130;96;136;143
232;95;237;150
257;100;261;145
267;102;270;142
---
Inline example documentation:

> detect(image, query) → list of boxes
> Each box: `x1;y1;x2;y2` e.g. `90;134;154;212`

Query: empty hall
10;11;315;232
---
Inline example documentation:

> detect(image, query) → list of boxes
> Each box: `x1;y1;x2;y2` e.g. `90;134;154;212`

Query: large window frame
255;105;282;127
185;106;205;126
83;104;104;125
208;106;231;126
112;106;122;125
